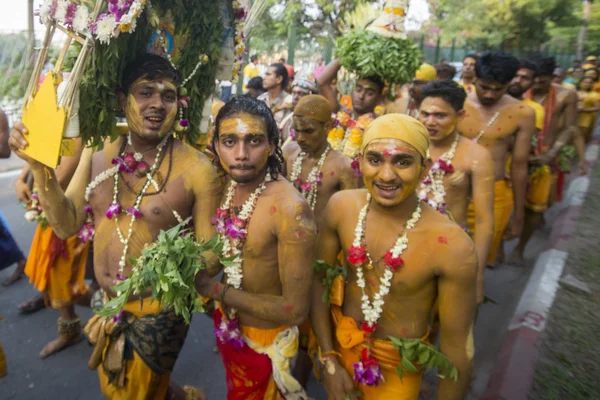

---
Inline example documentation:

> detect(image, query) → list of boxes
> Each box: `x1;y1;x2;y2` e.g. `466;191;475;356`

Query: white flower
95;14;117;45
72;6;90;33
38;0;53;23
54;0;69;24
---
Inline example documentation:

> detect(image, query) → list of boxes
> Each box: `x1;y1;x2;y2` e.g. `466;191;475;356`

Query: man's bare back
284;142;358;220
327;189;477;341
459;93;535;181
531;84;577;148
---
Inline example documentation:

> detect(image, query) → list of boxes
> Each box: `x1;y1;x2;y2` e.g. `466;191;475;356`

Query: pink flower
347;120;357;129
301;181;312;191
422;176;432;185
127;207;143;219
353;350;384;386
293;178;303;188
437;160;454;173
105;203;121;219
347;245;367;265
77;223;95;243
31;193;39;200
116;273;125;281
83;205;93;215
289;129;296;140
112;309;124;323
179;119;190;128
315;173;323;185
215;317;245;349
383;252;404;272
64;3;77;26
216;208;229;219
351;157;362;177
225;218;247;240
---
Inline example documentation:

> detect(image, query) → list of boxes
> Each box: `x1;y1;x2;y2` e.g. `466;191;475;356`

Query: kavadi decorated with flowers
23;0;269;322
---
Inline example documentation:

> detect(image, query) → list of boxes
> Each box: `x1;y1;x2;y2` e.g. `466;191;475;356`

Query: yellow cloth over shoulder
360;113;430;158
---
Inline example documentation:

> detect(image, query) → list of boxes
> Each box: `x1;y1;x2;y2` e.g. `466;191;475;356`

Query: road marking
585;144;599;162
0;169;22;180
508;249;568;332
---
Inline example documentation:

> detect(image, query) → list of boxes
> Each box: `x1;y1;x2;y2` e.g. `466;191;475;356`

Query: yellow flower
349;128;363;145
374;105;385;116
328;126;345;141
120;23;132;33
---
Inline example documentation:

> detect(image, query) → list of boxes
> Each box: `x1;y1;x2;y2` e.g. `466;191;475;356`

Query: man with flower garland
9;54;217;400
317;59;385;159
417;80;495;306
282;94;359;387
311;114;477;400
194;96;317;399
457;52;536;267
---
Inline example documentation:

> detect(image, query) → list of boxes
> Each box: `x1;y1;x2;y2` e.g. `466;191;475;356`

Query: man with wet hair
196;96;316;399
458;52;536;267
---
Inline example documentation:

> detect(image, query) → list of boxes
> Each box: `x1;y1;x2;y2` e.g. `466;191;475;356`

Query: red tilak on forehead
381;146;416;157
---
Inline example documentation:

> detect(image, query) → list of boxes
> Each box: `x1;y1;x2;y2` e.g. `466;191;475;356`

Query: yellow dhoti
330;277;423;400
85;293;188;400
526;166;557;213
24;225;89;308
467;180;514;265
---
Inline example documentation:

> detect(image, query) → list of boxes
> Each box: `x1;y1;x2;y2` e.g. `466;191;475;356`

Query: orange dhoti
24;225;89;308
526;166;557;213
467;180;514;265
214;308;307;400
0;342;6;378
330;277;424;399
85;292;189;400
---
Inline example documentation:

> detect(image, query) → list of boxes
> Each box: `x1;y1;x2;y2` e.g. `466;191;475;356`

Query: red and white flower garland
347;192;422;386
289;146;330;210
418;134;459;214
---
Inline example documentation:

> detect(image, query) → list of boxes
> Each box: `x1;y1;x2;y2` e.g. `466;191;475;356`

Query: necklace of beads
473;111;500;142
418;134;460;214
217;173;271;319
112;134;171;282
350;193;422;328
289;146;330;210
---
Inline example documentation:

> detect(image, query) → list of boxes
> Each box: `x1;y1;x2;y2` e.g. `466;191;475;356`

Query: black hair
475;52;520;84
434;63;457;80
120;53;182;95
464;54;478;62
212;96;284;179
418;80;467;112
358;75;385;93
533;57;557;77
269;63;289;90
246;76;264;91
519;59;539;77
250;55;258;62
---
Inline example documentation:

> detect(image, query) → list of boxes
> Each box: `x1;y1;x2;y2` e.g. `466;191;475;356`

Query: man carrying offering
9;54;218;399
311;114;477;399
458;52;536;267
195;96;316;400
418;80;495;306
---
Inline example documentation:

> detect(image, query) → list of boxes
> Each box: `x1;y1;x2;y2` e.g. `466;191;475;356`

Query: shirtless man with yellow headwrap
282;94;360;387
311;114;477;399
458;52;536;267
10;54;216;399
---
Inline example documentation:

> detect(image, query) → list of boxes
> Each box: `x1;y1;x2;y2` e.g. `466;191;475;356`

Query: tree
577;0;593;59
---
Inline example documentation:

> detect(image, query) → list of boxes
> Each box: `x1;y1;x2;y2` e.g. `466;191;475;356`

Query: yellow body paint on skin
219;113;266;135
466;325;475;360
126;93;144;134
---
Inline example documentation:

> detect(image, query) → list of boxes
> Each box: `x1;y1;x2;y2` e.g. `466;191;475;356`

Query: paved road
0;166;559;400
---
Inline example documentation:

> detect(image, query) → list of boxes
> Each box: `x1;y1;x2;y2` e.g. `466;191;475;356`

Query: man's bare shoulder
555;84;578;103
458;136;493;166
328;149;353;170
325;189;368;222
266;178;317;233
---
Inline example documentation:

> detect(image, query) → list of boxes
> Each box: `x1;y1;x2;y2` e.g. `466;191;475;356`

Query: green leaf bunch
335;30;422;85
314;260;347;305
558;144;577;173
96;224;225;324
389;336;458;382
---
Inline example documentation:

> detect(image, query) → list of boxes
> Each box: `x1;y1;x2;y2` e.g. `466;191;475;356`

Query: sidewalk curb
481;140;600;400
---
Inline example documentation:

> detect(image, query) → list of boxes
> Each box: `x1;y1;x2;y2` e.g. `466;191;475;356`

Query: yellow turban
294;94;332;123
585;56;597;62
415;63;437;82
360;114;430;158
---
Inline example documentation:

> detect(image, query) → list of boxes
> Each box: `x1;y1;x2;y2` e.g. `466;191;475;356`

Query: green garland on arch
79;0;223;149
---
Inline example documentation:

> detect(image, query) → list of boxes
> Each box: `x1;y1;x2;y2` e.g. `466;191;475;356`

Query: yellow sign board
21;71;67;168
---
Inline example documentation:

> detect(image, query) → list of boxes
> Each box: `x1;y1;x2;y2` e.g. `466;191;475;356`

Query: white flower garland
218;174;271;319
353;193;422;327
289;146;330;210
418;134;460;212
473;111;500;143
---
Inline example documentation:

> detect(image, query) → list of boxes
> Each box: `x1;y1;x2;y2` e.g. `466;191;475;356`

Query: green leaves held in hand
96;224;225;324
314;260;347;305
389;336;458;382
336;30;422;85
558;144;577;173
